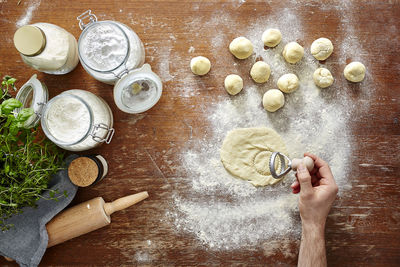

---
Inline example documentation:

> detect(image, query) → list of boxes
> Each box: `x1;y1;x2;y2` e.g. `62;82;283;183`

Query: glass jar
13;23;79;75
16;75;114;152
77;10;145;85
76;10;163;114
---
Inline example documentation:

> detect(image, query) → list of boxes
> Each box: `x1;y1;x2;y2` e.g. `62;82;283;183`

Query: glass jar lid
41;94;93;146
15;74;48;128
78;20;130;72
113;64;163;114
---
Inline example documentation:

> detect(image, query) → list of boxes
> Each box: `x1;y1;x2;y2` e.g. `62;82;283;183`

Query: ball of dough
250;61;271;83
344;61;366;82
224;74;243;95
282;42;304;64
313;68;334;88
262;28;282;47
277;73;299;93
190;56;211;75
310;38;333;60
229;37;254;59
262;89;284;112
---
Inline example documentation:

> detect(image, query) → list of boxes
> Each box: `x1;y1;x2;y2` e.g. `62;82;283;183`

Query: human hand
290;153;338;228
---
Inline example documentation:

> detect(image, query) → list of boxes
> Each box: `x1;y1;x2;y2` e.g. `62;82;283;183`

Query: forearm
298;223;327;267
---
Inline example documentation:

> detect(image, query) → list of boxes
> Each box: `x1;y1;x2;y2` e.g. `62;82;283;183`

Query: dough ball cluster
262;28;282;47
229;37;254;59
190;56;211;76
282;42;304;64
250;61;271;83
313;68;334;88
344;61;366;82
311;38;334;60
224;74;243;95
263;89;284;112
188;29;366;116
277;73;299;93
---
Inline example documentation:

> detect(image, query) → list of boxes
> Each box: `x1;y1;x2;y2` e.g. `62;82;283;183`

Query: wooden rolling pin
46;191;149;247
4;191;149;261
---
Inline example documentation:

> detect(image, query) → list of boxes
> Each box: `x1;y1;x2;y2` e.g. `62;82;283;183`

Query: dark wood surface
1;0;400;266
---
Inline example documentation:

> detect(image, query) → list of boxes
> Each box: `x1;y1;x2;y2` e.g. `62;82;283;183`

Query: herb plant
0;76;65;231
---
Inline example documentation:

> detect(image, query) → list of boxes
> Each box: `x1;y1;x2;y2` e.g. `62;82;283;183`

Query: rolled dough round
220;127;288;186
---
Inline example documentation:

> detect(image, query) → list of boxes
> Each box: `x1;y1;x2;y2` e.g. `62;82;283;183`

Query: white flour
80;23;128;71
167;4;373;251
46;96;91;144
16;0;41;28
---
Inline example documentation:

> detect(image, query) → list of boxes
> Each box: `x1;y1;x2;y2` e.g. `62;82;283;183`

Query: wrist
301;221;326;235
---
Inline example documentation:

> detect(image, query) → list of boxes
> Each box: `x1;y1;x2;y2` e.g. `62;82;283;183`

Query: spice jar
68;155;108;187
76;10;163;114
13;23;79;74
16;75;114;152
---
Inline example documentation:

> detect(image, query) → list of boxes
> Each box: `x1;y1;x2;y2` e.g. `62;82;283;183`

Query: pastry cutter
269;152;314;179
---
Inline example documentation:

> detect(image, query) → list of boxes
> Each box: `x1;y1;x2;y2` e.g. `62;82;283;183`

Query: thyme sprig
0;75;65;231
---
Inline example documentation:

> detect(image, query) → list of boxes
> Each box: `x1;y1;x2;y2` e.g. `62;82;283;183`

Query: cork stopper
68;157;99;187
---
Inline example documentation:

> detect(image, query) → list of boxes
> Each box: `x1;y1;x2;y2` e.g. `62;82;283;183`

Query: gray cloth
0;155;79;267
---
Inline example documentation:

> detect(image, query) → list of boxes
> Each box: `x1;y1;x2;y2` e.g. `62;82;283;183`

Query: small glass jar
77;10;145;85
16;75;114;152
14;23;79;75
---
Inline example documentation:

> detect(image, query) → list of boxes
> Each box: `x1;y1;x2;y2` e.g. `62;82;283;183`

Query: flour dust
166;3;372;251
16;0;41;28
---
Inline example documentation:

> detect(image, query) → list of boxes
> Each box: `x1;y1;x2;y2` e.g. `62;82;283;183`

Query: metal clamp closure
112;62;130;79
34;102;46;118
77;10;98;30
90;123;114;144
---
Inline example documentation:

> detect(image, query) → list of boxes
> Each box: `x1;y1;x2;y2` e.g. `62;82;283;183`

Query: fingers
304;152;327;169
304;152;335;184
297;163;313;196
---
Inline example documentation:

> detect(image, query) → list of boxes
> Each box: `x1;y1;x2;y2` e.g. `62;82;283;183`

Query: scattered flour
158;41;174;82
16;0;41;28
168;4;373;251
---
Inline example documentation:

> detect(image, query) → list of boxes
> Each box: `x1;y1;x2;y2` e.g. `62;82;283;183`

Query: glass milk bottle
16;75;114;152
13;23;79;74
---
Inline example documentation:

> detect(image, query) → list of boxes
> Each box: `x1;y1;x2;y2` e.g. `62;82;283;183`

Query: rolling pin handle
103;191;149;216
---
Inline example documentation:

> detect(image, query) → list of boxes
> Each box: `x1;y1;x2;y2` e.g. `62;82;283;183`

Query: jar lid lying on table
15;74;48;128
113;64;163;114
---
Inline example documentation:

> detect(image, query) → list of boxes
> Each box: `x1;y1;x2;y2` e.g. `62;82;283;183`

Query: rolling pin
3;191;149;261
46;191;149;247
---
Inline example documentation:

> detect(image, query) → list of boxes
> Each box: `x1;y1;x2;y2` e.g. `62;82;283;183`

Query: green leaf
1;98;22;114
16;108;34;123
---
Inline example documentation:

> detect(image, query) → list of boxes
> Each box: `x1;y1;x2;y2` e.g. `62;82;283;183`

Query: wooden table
1;0;399;266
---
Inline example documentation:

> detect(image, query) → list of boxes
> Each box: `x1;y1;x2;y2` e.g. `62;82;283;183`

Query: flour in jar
80;23;128;71
45;96;91;144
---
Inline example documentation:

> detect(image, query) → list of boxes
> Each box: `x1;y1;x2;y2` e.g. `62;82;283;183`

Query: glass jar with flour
76;10;163;114
13;23;79;74
77;10;145;85
16;75;114;152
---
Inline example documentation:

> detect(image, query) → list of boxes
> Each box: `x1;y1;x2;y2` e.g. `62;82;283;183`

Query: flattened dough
220;127;288;186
